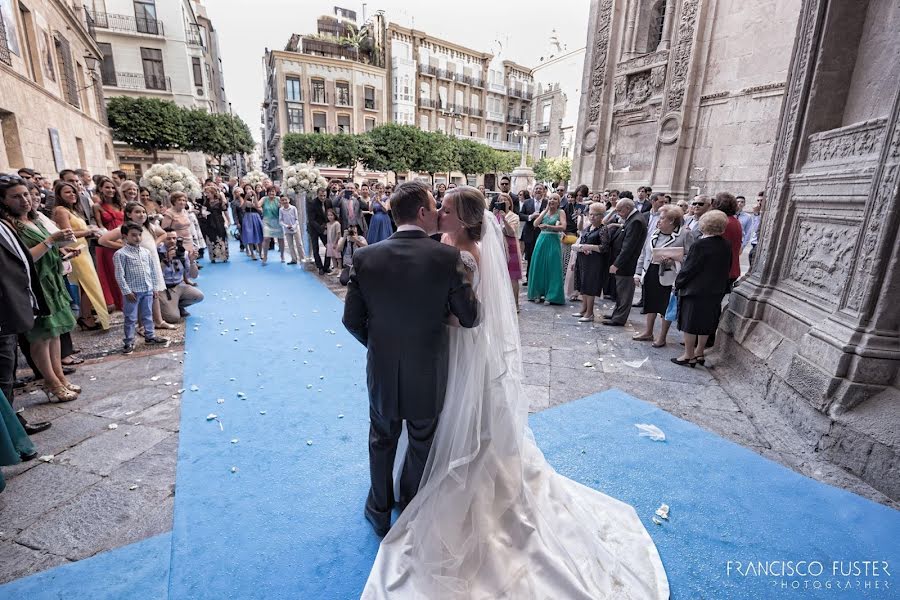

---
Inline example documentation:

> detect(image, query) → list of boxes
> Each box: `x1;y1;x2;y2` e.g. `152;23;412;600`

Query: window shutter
0;10;11;66
54;34;80;108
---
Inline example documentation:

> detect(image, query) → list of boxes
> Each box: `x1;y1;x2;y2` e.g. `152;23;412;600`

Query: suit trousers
610;274;636;324
307;228;330;272
366;406;437;525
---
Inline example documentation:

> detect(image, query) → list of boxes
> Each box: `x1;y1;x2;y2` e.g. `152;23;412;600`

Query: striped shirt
113;243;159;295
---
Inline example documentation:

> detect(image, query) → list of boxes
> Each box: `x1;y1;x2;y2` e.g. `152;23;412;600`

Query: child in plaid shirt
114;222;167;354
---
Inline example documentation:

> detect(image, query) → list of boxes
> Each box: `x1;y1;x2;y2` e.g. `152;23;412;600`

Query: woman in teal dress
1;389;36;492
527;193;568;305
260;186;284;265
8;191;81;403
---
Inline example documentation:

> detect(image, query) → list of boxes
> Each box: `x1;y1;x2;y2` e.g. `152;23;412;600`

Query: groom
342;181;480;536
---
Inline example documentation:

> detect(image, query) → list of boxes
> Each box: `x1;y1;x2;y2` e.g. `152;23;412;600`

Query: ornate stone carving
650;65;666;91
752;0;823;278
785;218;857;302
741;82;786;95
664;0;700;113
582;126;600;154
616;50;669;74
614;76;627;103
658;114;680;144
627;72;652;106
587;0;614;123
845;114;900;312
806;118;887;164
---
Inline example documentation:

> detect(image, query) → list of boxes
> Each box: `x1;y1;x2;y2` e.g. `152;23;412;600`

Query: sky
203;0;591;144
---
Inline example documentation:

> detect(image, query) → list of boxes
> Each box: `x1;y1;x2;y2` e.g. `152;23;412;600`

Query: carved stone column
572;0;620;190
622;0;639;59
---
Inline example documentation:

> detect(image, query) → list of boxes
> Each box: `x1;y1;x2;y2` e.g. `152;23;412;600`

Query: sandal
155;322;177;330
63;381;82;393
61;356;84;366
632;334;654;341
651;340;666;348
45;384;78;403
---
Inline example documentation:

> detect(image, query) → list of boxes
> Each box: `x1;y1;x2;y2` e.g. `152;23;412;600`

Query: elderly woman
672;210;732;366
571;201;610;322
633;205;687;346
712;191;743;291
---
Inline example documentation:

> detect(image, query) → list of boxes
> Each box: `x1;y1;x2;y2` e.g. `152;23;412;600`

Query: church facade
572;0;800;198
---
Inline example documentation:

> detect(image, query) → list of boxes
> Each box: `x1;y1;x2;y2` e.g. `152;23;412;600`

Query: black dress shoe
364;507;390;537
24;421;52;435
601;320;625;326
21;450;38;461
602;314;614;319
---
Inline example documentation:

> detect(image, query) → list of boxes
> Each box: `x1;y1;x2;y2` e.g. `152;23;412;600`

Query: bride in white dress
363;186;669;599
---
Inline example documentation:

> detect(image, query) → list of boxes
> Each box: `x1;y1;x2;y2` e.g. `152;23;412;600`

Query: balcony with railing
105;71;171;91
509;87;533;101
364;98;376;110
418;64;438;77
335;89;353;107
537;122;550;133
486;110;505;122
85;10;165;36
469;107;484;118
507;114;525;125
419;97;440;109
186;24;203;47
476;138;521;152
310;90;329;105
436;68;454;81
392;56;415;68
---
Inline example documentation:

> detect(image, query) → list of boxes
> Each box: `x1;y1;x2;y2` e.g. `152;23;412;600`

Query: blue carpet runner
1;248;896;599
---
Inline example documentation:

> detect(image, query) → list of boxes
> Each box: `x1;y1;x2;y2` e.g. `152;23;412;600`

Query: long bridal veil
364;211;669;599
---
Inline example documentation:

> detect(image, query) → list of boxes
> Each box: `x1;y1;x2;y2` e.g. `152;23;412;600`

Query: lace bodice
460;249;480;290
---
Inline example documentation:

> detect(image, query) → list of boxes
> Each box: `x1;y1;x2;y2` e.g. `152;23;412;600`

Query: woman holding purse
633;205;686;347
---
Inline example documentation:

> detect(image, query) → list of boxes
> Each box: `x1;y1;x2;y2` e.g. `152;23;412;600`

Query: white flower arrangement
245;170;268;187
140;163;201;203
283;164;324;196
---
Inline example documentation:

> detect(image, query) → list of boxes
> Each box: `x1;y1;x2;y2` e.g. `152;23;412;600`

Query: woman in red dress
91;176;125;311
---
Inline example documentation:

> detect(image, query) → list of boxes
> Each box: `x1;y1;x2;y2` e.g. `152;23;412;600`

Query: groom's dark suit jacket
342;229;479;421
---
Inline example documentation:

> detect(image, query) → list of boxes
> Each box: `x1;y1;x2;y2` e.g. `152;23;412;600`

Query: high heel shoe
155;321;176;330
63;381;82;393
77;317;101;331
695;356;706;366
45;385;78;403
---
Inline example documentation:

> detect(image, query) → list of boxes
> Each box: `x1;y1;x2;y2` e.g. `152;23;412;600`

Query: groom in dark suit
343;181;480;536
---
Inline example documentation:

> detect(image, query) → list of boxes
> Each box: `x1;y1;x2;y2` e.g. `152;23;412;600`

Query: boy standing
114;223;167;354
279;195;305;265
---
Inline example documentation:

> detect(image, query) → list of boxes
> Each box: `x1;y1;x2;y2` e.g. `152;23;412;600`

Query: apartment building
0;0;115;174
84;0;228;177
530;36;585;161
386;23;534;185
261;10;388;180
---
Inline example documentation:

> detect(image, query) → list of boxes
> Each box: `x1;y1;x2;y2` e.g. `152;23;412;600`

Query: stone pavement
0;349;183;584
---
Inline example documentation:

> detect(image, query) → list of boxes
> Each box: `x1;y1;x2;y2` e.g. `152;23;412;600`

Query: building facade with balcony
85;0;228;178
0;0;115;174
530;36;585;163
261;10;388;180
385;23;534;187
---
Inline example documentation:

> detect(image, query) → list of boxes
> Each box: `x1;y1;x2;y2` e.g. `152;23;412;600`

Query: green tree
107;96;185;162
454;138;493;179
329;133;362;170
222;113;254;156
362;124;424;179
282;132;335;165
415;131;459;185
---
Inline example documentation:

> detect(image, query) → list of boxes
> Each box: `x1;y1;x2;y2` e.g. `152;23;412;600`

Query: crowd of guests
0;166;217;491
512;183;763;368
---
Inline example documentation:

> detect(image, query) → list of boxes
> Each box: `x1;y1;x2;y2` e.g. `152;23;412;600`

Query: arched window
647;1;666;52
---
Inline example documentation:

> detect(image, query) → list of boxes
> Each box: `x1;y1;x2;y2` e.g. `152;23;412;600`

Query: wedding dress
363;211;669;599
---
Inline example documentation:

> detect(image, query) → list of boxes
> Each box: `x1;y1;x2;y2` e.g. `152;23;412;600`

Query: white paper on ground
634;423;666;441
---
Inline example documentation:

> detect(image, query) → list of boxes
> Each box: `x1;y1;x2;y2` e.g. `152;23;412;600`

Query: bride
362;186;669;599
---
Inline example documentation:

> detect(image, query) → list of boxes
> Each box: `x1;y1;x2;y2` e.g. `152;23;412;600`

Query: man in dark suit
604;199;647;326
306;186;331;274
343;180;479;536
0;175;52;437
519;183;547;268
338;183;367;236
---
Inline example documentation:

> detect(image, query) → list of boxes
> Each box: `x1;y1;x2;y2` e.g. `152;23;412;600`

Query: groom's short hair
391;181;432;224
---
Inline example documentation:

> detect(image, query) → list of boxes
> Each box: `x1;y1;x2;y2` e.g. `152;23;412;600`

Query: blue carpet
2;247;897;599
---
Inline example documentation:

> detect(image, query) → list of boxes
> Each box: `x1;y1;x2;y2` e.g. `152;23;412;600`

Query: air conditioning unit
196;87;204;96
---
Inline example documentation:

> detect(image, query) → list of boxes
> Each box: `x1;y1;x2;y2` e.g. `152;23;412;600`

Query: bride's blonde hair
445;186;484;241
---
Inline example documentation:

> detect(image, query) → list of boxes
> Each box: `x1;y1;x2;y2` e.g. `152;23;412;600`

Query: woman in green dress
3;182;81;403
527;193;568;305
260;186;284;265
